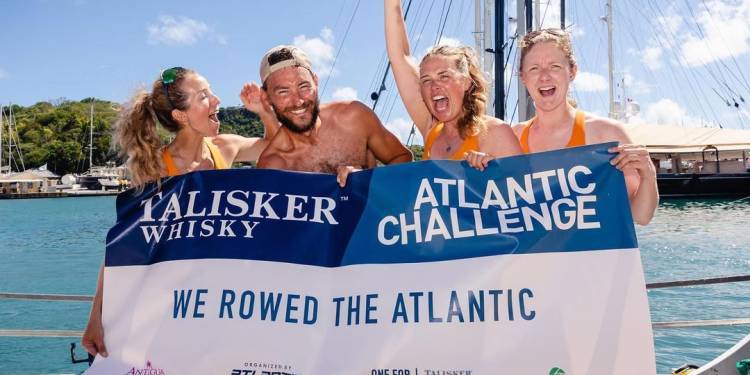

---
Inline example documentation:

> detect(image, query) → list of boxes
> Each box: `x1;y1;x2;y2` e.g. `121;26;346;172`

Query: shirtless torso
257;100;411;173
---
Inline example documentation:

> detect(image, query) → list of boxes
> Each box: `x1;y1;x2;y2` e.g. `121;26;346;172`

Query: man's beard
274;99;320;134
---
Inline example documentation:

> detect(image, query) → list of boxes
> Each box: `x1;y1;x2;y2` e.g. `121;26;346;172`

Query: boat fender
672;364;698;375
737;359;750;375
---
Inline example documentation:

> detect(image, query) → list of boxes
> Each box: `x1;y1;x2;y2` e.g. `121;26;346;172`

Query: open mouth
539;86;556;97
288;105;310;117
208;111;220;124
432;95;449;112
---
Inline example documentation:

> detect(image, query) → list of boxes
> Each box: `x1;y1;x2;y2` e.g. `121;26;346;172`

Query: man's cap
259;45;313;83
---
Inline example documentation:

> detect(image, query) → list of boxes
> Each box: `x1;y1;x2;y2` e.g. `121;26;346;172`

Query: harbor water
0;196;748;374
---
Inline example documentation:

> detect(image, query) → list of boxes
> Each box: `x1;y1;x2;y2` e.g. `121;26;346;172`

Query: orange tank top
519;110;586;154
162;138;229;176
423;122;480;160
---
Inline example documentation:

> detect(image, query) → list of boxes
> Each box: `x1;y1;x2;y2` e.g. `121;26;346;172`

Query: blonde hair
421;45;487;140
519;28;577;72
113;68;194;189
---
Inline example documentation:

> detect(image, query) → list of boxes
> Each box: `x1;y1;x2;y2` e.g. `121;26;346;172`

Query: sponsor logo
125;360;166;375
549;367;566;375
230;360;298;375
371;368;472;375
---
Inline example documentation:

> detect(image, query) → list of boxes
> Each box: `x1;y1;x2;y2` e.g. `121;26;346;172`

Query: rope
1;320;748;337
0;292;93;302
320;0;362;98
2;275;747;300
652;318;750;329
371;0;415;111
0;329;83;337
646;274;750;290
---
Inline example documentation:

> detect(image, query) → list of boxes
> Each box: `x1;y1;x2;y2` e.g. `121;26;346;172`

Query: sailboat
0;103;25;176
74;102;128;191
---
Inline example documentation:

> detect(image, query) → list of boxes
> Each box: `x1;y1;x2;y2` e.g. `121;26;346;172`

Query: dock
0;189;121;199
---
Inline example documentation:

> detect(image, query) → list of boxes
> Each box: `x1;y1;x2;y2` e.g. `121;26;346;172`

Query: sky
1;0;750;146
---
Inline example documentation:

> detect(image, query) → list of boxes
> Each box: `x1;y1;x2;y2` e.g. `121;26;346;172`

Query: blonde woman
384;0;521;161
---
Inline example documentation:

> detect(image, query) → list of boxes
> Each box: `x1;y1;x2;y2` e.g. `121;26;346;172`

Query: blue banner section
105;142;636;267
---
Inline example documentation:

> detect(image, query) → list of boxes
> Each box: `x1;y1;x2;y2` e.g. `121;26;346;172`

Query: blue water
0;196;748;374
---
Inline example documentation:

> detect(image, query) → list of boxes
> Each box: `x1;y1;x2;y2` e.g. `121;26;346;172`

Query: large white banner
88;143;655;375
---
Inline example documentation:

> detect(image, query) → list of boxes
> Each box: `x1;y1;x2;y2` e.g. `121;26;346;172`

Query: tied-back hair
113;68;194;189
519;28;576;72
422;45;488;140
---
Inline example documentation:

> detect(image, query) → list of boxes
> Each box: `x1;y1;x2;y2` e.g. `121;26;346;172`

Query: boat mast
12;105;24;171
493;0;504;119
475;0;483;74
484;0;494;116
561;0;565;28
605;0;615;118
89;102;94;170
517;0;534;121
6;105;11;172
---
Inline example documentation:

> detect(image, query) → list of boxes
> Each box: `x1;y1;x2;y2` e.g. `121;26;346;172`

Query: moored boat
627;124;750;198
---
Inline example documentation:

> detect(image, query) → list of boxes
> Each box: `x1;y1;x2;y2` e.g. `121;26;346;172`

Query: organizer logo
125;360;166;375
549;367;566;375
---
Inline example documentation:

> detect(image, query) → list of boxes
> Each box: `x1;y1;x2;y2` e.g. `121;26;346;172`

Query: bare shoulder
584;112;632;143
483;115;510;128
484;116;516;138
324;100;374;119
256;131;290;170
265;128;293;151
481;116;522;156
510;122;526;138
322;100;381;131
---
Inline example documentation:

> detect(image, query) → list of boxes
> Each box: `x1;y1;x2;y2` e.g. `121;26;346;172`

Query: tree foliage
2;99;266;175
408;145;424;161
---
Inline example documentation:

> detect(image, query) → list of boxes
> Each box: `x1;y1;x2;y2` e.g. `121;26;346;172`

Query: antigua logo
549;367;566;375
125;360;166;375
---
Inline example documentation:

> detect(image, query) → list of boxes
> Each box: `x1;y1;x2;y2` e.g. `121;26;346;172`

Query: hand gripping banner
88;142;655;375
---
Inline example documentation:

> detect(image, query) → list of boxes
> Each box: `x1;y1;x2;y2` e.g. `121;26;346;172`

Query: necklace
446;144;453;153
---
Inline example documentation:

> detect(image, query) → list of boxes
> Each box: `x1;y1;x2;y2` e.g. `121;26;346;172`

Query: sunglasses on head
526;28;567;39
160;67;185;108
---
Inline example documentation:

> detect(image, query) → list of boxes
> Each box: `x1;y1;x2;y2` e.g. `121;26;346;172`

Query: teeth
432;95;447;100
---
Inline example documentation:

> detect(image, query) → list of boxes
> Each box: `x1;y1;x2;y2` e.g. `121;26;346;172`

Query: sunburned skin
256;55;411;178
264;124;374;174
258;101;390;173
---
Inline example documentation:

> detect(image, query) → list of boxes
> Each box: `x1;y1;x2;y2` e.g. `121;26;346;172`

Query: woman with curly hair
384;0;521;162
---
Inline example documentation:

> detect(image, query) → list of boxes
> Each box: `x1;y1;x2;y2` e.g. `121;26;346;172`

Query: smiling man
255;45;412;177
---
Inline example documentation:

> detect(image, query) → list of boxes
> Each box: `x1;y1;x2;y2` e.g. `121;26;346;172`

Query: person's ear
171;109;188;125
